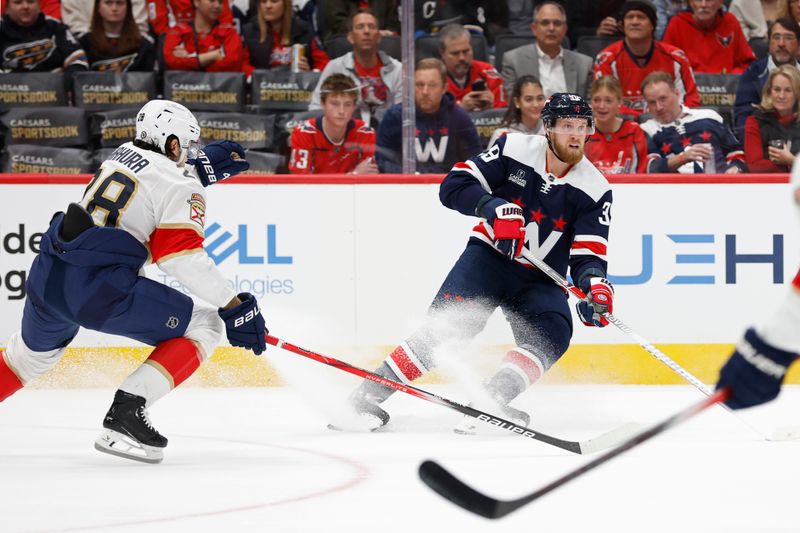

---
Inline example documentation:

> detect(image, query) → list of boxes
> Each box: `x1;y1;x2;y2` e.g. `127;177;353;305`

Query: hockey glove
190;141;250;186
218;292;267;355
479;197;526;259
716;328;798;409
576;277;614;327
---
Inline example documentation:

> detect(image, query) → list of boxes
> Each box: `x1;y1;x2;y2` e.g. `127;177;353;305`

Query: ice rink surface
2;384;799;533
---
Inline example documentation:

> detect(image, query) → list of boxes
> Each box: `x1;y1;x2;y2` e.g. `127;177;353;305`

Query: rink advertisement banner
470;108;506;149
0;72;67;109
89;108;138;148
164;71;246;112
195;112;275;150
1;146;94;174
0;107;88;148
0;181;796;354
72;71;157;111
251;70;321;111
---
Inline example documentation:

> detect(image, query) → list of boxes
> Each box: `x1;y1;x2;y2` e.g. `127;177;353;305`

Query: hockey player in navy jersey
0;100;267;463
342;93;614;431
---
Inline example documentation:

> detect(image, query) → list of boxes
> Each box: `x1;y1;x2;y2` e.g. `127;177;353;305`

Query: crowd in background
1;0;799;175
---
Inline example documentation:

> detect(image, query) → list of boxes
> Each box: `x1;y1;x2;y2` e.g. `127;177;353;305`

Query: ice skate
328;392;390;432
94;390;167;464
454;400;530;436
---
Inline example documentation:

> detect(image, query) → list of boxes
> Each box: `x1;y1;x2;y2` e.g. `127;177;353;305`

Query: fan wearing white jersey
0;100;266;464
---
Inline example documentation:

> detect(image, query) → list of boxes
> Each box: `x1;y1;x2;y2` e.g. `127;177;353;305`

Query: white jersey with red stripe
439;133;612;282
80;141;235;308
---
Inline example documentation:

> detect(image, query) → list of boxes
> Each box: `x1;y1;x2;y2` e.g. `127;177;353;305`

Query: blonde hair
590;75;622;99
758;64;800;122
258;0;292;46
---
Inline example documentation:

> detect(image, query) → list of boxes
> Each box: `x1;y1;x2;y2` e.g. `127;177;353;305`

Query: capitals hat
620;0;658;29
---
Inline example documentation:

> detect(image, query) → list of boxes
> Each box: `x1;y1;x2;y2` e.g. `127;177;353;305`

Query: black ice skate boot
94;390;168;464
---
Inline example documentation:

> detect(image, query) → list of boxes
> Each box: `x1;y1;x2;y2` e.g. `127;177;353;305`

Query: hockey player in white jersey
341;93;615;431
716;168;800;408
0;100;267;463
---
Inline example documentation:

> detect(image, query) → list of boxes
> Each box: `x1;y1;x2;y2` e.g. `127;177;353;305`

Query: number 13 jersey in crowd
80;141;235;308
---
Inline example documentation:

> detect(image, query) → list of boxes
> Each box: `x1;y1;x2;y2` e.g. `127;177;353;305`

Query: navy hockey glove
218;292;267;355
576;276;614;327
479;197;526;259
716;328;798;409
190;141;250;186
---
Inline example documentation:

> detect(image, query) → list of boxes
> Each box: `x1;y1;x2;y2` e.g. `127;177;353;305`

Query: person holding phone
744;64;800;173
438;23;506;112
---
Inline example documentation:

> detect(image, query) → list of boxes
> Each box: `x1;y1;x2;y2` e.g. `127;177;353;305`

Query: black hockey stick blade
419;388;730;519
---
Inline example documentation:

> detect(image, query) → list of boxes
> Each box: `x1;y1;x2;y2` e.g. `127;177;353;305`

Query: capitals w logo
524;222;563;258
415;136;449;163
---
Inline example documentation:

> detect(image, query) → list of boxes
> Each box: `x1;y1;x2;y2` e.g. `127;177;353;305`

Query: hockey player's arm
439;135;510;217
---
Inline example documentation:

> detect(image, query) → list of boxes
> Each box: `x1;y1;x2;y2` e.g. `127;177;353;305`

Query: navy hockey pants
423;240;573;369
21;212;193;352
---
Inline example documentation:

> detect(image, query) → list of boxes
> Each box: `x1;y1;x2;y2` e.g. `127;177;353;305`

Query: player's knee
183;307;224;360
5;332;65;382
517;313;572;368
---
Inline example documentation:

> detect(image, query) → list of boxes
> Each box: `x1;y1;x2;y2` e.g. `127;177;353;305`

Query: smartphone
471;79;487;92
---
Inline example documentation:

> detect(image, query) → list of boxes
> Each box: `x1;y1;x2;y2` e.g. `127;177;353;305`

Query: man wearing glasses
734;17;800;141
500;1;594;99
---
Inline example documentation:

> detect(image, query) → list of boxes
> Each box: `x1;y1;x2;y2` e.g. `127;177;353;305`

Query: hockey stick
418;387;730;519
518;248;714;395
265;334;638;455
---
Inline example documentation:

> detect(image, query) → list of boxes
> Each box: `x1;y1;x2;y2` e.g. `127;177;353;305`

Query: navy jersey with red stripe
440;134;613;283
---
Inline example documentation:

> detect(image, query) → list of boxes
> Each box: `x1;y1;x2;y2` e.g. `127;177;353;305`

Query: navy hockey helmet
541;93;594;130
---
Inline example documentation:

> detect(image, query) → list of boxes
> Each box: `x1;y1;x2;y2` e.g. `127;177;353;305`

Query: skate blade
326;412;387;433
94;429;164;464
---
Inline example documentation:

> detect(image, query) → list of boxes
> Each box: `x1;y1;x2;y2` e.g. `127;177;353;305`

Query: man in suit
500;1;593;98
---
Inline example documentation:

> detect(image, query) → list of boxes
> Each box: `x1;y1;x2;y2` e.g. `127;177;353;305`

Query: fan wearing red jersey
593;0;699;115
146;0;233;35
586;76;648;174
289;73;377;174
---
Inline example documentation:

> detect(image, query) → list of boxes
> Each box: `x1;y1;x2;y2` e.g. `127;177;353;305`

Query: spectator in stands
594;0;700;115
439;23;506;111
744;65;800;172
319;0;399;42
62;0;148;37
640;71;745;173
729;0;768;40
502;2;593;99
147;0;234;35
776;0;800;26
0;0;88;82
39;0;61;19
734;18;800;141
163;0;243;71
654;0;685;39
663;0;756;74
586;75;648;173
487;75;544;147
310;9;400;124
80;0;156;72
415;1;510;45
289;74;377;174
508;0;533;35
560;0;625;45
376;58;482;174
241;0;328;75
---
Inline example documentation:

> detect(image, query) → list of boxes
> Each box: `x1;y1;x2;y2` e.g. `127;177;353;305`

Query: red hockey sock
0;350;24;402
144;338;202;389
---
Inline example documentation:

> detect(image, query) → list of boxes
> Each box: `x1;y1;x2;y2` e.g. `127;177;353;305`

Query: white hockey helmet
135;99;201;164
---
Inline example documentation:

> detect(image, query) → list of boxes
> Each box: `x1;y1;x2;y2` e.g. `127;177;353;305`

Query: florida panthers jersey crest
440;134;612;279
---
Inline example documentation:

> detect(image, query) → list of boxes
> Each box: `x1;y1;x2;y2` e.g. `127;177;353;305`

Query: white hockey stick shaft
518;248;713;395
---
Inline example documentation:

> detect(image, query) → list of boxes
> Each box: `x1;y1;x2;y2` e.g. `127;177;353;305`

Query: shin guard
144;337;202;389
